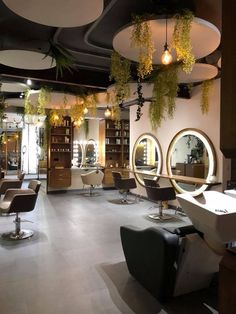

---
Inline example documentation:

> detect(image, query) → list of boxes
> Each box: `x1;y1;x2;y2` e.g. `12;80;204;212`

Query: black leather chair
144;184;176;220
120;225;220;301
0;180;41;240
112;171;137;204
143;177;160;188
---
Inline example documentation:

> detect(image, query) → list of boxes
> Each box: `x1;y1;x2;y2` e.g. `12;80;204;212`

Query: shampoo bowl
176;191;236;253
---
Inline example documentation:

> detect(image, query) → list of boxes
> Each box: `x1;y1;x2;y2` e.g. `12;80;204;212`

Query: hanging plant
0;97;6;123
109;51;131;103
131;15;155;79
201;79;213;114
172;10;195;73
70;96;85;123
106;88;121;122
84;94;98;117
45;40;76;79
49;109;64;126
135;80;145;121
37;87;51;116
149;64;179;129
111;104;121;122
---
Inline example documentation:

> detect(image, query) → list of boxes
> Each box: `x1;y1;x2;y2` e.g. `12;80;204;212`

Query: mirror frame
166;128;217;195
132;133;163;186
72;141;84;168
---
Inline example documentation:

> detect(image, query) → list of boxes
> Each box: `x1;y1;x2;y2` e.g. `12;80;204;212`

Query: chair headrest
28;180;41;193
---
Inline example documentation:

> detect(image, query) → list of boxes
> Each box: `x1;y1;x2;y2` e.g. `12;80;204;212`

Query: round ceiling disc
3;0;103;27
113;17;221;64
0;50;55;70
178;63;218;83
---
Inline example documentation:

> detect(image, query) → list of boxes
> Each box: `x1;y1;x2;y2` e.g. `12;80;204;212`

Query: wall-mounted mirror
167;128;216;195
85;139;98;166
132;133;162;185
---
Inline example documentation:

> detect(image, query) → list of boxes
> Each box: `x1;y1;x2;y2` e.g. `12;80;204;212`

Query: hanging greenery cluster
131;15;155;79
109;51;131;103
84;94;98;117
37;87;51;116
70;96;86;126
106;88;121;122
45;40;76;79
135;80;145;121
0;97;6;123
172;10;195;73
49;109;64;126
201;79;213;114
149;64;179;129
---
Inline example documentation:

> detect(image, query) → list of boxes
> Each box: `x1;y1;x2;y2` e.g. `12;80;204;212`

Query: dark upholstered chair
0;180;41;240
120;225;220;301
143;177;160;188
144;185;176;220
112;171;137;203
0;171;25;197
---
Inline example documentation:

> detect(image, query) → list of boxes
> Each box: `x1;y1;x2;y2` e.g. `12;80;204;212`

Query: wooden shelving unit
47;116;72;191
99;119;130;188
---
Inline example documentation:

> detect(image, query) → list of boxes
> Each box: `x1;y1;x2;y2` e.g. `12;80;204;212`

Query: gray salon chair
0;171;25;197
0;180;41;240
120;225;220;301
112;171;137;204
81;170;104;196
144;184;176;220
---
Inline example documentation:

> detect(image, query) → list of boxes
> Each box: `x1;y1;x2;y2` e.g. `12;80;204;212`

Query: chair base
1;229;34;240
148;213;173;221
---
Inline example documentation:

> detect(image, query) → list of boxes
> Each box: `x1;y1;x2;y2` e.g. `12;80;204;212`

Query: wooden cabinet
47;116;72;190
175;162;205;178
99;119;130;188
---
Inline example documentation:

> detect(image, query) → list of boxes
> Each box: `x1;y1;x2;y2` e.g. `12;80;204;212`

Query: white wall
129;79;223;196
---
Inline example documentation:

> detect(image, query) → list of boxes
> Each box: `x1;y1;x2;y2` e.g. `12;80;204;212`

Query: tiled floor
0;182;218;314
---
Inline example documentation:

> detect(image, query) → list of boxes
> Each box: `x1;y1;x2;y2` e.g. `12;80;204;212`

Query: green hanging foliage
24;89;37;116
131;15;155;79
45;40;76;79
201;79;213;114
109;51;131;103
149;64;179;129
37;87;51;116
172;10;195;74
84;94;98;117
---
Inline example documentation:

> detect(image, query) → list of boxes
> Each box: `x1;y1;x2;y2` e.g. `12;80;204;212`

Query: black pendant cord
135;79;145;121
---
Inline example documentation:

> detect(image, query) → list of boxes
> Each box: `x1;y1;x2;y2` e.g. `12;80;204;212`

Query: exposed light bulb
83;107;88;114
104;106;111;118
161;44;173;65
26;79;32;86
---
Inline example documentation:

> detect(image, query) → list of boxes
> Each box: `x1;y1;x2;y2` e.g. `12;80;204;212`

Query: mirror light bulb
104;107;111;118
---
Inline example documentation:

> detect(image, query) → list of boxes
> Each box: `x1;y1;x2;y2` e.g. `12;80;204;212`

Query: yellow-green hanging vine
201;79;213;114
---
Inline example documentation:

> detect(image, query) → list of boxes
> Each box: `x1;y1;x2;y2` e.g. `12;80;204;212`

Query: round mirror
72;141;84;167
132;133;162;185
167;129;216;195
85;139;98;166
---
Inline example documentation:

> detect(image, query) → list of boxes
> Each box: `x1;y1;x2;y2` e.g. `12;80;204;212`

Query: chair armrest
3;189;35;202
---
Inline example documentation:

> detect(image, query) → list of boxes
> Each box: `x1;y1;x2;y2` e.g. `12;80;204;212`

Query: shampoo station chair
144;184;176;220
0;180;41;240
81;170;104;196
112;171;137;204
0;171;25;197
120;224;221;301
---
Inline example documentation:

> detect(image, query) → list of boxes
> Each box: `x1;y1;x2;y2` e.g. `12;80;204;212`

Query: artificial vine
70;96;85;125
49;109;64;126
172;10;195;73
135;80;145;121
85;94;98;117
109;51;131;103
149;64;179;129
37;87;51;116
131;15;155;79
201;79;213;114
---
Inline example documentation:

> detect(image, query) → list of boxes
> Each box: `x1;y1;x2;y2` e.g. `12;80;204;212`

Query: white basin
176;191;236;253
224;189;236;199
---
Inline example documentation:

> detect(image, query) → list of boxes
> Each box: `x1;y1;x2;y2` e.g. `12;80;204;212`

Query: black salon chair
0;180;41;240
112;171;137;204
143;177;160;188
120;225;220;301
144;184;176;220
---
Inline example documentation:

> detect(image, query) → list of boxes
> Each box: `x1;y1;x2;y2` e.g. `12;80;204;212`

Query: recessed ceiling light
27;79;32;86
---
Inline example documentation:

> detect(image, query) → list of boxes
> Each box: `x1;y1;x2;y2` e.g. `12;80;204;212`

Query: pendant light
104;106;111;118
161;18;173;65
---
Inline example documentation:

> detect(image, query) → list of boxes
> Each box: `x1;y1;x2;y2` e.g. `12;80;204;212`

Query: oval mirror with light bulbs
167;128;217;196
85;139;98;166
132;133;162;186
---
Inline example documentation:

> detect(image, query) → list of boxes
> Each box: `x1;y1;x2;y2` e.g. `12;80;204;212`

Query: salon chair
143;177;160;188
144;185;176;220
0;180;41;240
0;171;25;197
120;225;220;301
112;171;137;204
81;170;104;196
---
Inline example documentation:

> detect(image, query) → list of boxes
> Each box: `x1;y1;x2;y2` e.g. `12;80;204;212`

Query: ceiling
0;0;222;105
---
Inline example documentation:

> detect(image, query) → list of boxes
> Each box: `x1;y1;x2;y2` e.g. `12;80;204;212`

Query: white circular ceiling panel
3;0;103;27
178;63;218;83
1;82;28;92
113;18;221;64
0;50;55;70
